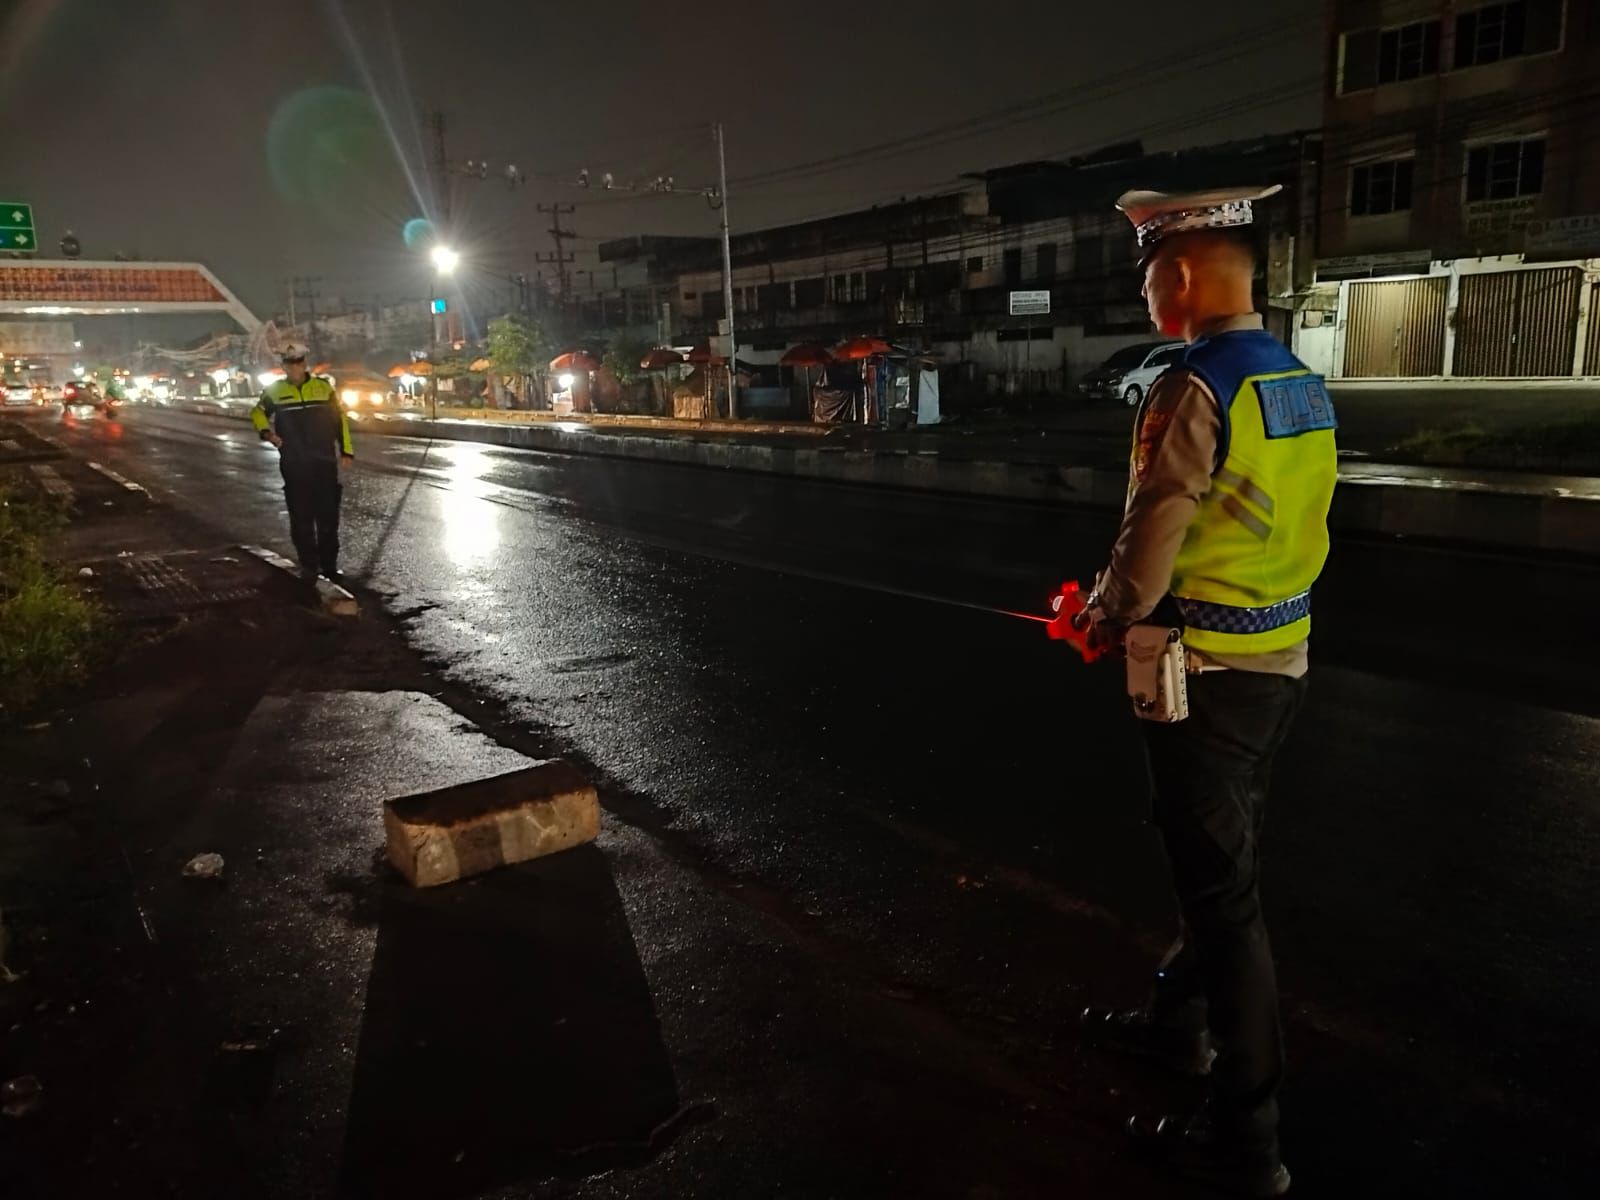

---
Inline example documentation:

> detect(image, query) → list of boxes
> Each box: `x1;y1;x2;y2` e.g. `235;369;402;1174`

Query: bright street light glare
557;373;575;390
430;245;460;274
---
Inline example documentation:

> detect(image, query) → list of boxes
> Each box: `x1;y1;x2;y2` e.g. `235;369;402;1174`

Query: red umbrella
780;343;833;367
550;350;600;372
833;335;892;361
684;341;727;365
640;347;685;370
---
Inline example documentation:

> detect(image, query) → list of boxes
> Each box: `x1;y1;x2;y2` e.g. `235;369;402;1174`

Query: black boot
1128;1111;1290;1197
1080;1006;1215;1076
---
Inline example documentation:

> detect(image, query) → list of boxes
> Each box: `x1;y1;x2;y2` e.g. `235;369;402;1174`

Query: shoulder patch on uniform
1133;406;1175;482
1254;374;1337;439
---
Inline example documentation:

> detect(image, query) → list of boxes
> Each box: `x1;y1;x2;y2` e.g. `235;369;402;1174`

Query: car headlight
369;392;383;405
341;389;360;408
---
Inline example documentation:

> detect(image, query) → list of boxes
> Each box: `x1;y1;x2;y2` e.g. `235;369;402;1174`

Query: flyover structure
0;259;261;331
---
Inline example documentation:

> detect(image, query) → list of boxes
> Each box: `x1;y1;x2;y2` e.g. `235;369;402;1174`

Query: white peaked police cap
1115;184;1283;252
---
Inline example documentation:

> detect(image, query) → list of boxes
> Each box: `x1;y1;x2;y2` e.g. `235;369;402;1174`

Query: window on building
1455;2;1526;67
1073;235;1104;275
1350;158;1415;216
795;278;825;308
966;255;984;274
1340;19;1441;91
925;260;961;291
1378;19;1442;82
831;274;847;302
1465;136;1545;201
849;272;866;302
1003;247;1023;284
1036;243;1058;279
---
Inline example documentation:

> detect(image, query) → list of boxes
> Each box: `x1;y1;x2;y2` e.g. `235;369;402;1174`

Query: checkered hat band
1135;200;1254;248
1177;591;1310;634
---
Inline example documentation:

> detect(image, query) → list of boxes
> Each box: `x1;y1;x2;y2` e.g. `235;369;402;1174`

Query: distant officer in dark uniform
250;342;353;578
1078;186;1338;1198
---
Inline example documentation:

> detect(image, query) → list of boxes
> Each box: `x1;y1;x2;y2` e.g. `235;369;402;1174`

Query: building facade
1317;1;1600;378
604;134;1320;387
1323;0;1598;260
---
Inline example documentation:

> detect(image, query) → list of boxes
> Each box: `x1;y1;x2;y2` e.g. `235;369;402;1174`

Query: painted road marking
85;460;152;496
28;463;74;501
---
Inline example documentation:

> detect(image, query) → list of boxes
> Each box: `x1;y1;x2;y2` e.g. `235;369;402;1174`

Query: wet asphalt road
45;406;1600;1198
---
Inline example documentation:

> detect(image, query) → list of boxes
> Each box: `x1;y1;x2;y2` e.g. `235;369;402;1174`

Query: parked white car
1078;340;1185;406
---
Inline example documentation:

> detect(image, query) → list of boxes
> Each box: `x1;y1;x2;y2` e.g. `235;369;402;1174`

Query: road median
172;401;1600;559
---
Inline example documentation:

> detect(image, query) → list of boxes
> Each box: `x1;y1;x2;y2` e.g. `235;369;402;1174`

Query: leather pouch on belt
1125;625;1189;723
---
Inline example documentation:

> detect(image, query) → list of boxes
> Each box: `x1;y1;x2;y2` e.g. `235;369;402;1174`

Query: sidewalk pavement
0;419;1189;1199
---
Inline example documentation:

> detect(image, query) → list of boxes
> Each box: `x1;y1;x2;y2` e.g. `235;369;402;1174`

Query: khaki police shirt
1094;313;1308;679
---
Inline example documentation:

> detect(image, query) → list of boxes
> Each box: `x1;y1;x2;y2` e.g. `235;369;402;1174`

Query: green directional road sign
0;202;37;253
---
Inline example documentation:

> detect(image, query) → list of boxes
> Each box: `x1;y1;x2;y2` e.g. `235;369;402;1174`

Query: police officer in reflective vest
1078;186;1337;1198
251;342;353;578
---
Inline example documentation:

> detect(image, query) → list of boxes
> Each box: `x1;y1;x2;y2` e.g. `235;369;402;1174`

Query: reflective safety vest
1161;329;1338;656
251;376;353;460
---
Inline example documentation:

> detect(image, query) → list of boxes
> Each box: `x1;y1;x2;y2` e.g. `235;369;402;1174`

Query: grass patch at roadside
1388;416;1600;475
0;486;101;714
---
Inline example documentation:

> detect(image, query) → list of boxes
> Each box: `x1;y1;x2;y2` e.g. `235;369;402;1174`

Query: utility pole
291;276;323;361
715;121;737;419
427;109;451;228
535;203;576;303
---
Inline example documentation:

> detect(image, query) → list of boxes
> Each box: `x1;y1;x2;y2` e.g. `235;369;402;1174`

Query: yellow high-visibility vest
1161;330;1338;655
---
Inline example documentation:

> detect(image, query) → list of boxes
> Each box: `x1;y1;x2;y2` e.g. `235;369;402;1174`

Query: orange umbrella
387;362;422;377
469;357;491;372
640;347;685;370
684;341;727;365
550;350;600;372
834;336;892;360
780;343;833;367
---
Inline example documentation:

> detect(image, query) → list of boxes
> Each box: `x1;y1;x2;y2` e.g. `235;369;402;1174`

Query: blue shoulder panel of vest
1255;374;1337;439
1179;330;1307;467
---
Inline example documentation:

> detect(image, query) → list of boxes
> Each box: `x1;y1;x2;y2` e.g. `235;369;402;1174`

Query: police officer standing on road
1077;186;1338;1198
251;342;353;579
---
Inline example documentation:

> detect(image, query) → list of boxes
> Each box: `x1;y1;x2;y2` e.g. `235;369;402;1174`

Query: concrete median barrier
172;404;1600;559
383;760;600;887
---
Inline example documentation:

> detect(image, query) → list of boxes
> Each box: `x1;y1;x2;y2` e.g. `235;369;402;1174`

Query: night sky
2;0;1324;325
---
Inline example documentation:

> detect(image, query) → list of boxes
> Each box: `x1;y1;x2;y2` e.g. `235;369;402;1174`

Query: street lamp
426;244;458;419
430;245;460;275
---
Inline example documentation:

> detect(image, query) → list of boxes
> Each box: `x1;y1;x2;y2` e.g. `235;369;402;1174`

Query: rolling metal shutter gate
1585;282;1600;377
1342;277;1447;378
1453;267;1582;378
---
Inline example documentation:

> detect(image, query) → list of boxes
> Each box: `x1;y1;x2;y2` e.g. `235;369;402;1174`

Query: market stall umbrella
833;336;892;360
469;357;491;372
388;362;430;377
782;344;834;418
550;350;600;373
640;347;685;370
779;343;833;367
684;341;727;365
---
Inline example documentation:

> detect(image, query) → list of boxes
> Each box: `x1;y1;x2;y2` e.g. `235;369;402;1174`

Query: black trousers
1141;669;1307;1147
280;456;341;574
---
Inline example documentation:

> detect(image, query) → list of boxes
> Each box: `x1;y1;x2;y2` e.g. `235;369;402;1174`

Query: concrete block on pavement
383;761;599;887
314;576;359;617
